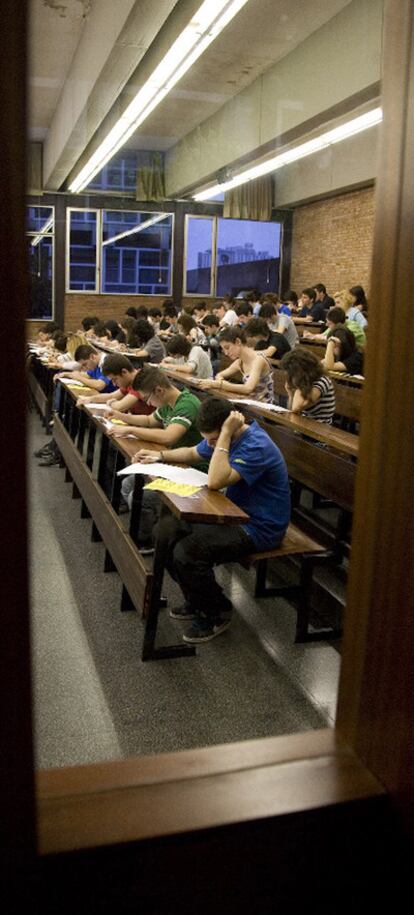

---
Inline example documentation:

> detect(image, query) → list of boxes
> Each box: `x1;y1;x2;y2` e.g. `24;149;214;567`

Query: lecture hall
3;0;414;909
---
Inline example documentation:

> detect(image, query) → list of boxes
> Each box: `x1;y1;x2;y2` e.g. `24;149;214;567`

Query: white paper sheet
84;403;108;409
59;378;84;386
118;462;209;486
229;397;289;413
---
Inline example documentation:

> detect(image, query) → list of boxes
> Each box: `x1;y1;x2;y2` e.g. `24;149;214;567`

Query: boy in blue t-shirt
65;344;117;393
135;396;290;644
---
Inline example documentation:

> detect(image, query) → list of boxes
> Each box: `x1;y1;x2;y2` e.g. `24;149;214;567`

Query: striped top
302;375;336;424
242;353;274;403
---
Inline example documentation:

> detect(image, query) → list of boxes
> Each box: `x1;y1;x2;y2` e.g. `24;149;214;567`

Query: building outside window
67;209;99;292
26;206;54;320
101;211;173;295
185;215;281;297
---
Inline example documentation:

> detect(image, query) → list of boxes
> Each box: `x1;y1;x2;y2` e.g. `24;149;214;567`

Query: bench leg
104;550;116;573
80;499;91;519
255;559;268;597
64;467;72;483
72;483;81;500
120;585;135;612
295;558;314;642
91;521;102;543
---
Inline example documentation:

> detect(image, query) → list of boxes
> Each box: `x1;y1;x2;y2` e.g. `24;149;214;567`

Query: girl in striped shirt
280;349;335;424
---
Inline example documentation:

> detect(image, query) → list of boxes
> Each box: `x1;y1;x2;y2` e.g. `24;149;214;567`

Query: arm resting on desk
67;370;106;391
135;445;202;464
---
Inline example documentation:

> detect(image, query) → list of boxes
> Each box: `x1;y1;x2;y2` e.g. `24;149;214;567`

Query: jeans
121;473;160;543
158;509;256;621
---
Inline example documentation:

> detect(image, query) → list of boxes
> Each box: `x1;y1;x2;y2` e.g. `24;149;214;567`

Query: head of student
258;302;277;323
330;325;357;360
219;326;248;359
37;322;59;343
166;335;192;359
101;353;136;388
163;303;178;324
349;285;368;312
301;287;317;307
203;315;220;334
92;320;110;339
192;301;208;319
134;318;155;345
313;283;327;302
283;290;298;308
132;366;173;407
81;315;99;333
53;333;68;354
148;306;162;324
74;344;100;371
326;306;346;330
334;289;354;312
177;313;197;336
244;318;270;348
105;319;121;340
125;306;138;319
197;396;239;447
212;302;226;320
280;348;324;397
234;302;253;325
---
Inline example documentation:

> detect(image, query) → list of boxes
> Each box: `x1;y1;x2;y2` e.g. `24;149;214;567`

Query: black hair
197;397;233;433
74;344;97;361
302;287;317;302
132;366;172;393
177;314;197;333
349;285;368;308
134;319;155;345
235;302;253;317
220;326;248;344
125;307;138;319
81;316;99;331
326;306;346;325
53;334;68;353
192;301;207;313
136;305;148;319
166;335;192;358
283;290;298;304
93;321;109;337
258;303;277;320
313;283;327;295
102;354;134;374
331;325;357;360
163;304;178;319
105;320;121;339
148;306;162;318
203;315;220;329
244;318;270;339
280;349;324;397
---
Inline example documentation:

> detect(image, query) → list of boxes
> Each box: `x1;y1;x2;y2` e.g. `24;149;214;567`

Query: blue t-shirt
279;304;292;316
196;420;290;549
87;365;117;393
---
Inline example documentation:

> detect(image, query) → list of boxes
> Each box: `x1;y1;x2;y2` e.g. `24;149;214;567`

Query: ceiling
29;0;352;178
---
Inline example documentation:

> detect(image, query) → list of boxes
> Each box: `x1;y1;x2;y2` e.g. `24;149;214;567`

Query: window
86;152;138;193
184;215;282;297
102;211;173;295
26;206;54;319
66;209;173;295
67;209;99;292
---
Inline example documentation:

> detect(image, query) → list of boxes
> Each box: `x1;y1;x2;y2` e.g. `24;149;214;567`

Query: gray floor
29;413;341;770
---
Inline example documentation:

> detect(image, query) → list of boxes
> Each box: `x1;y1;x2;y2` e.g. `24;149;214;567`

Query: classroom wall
63;293;223;331
289;187;375;297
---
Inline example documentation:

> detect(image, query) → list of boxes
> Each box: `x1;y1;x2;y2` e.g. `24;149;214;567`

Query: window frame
100;208;174;297
26;204;55;321
66;206;101;294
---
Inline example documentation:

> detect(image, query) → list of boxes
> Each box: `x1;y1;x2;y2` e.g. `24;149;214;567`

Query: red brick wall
290;187;375;298
63;293;222;331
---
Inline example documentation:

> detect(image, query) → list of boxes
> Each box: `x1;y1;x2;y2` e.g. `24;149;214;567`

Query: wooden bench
242;523;340;643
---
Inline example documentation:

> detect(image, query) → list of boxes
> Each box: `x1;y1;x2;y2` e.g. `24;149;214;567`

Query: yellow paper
66;384;89;390
110;418;128;425
144;478;202;496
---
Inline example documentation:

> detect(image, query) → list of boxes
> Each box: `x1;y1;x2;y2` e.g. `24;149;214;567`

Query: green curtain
223;175;273;220
136;153;166;201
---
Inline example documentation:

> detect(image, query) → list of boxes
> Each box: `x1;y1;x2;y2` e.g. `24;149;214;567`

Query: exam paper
59;378;85;386
229;397;289;413
118;462;209;487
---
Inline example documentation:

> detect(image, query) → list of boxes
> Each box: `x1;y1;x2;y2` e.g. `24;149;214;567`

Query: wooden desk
54;383;248;661
27;355;57;432
292;319;325;337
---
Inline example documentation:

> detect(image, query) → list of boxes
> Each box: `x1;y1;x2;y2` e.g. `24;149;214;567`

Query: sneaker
182;617;231;644
169;604;197;621
33;441;54;457
138;541;155;555
38;453;60;466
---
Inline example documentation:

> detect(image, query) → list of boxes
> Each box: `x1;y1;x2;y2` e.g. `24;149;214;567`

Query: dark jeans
159;509;256;621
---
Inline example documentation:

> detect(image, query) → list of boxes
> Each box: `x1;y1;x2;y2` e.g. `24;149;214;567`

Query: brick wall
63;293;223;331
289;187;375;298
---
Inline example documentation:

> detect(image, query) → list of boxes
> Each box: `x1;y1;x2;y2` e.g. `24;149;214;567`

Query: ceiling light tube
31;215;54;246
193;107;383;200
69;0;249;193
102;212;168;246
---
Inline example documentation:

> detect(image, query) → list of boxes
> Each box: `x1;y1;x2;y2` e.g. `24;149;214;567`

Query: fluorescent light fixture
69;0;249;193
102;212;169;246
31;214;54;246
193;107;383;200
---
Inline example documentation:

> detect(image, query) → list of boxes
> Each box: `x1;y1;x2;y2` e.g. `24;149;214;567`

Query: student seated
322;326;364;376
131;319;166;363
202;314;221;349
105;319;126;345
135;397;291;644
313;283;335;313
125;306;138;319
56;345;118;393
245;317;291;359
280;290;298;315
259;302;299;349
46;334;80;370
212;301;238;327
296;288;326;322
234;302;254;327
176;313;207;345
198;326;274;402
76;353;153;415
280;348;335;424
334;289;368;330
159;304;179;336
90;320;111;343
349;285;368;318
302;305;366;347
36;323;61;348
147;306;163;334
192;301;211;323
162;335;213;378
80;316;100;337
